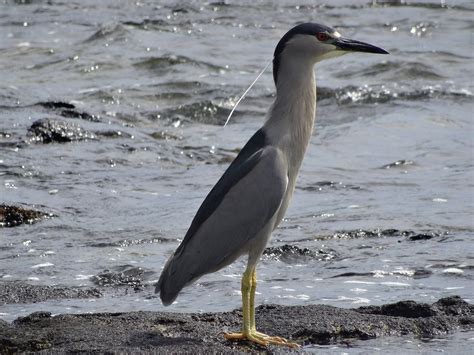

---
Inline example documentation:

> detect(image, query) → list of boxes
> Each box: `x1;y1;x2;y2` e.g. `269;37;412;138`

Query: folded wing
156;136;288;305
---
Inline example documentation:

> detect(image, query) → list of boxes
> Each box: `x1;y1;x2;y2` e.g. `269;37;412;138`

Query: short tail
155;253;197;306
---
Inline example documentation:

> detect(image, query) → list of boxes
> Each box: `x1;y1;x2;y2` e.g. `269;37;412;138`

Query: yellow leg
224;267;299;348
249;268;257;331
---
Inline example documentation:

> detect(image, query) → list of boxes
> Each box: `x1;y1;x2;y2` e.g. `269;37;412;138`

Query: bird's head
273;22;388;84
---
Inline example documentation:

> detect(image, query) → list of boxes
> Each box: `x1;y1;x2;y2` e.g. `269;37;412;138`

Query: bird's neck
264;56;316;171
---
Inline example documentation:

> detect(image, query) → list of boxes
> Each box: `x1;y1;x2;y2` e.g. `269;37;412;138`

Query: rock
0;296;471;353
381;159;415;169
433;295;473;317
263;244;318;263
90;265;154;291
27;118;96;144
262;244;338;263
316;229;445;242
356;300;437;318
0;204;54;228
38;101;100;122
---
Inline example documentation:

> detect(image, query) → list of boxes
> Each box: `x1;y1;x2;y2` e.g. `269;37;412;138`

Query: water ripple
323;84;472;105
133;54;224;73
335;61;444;80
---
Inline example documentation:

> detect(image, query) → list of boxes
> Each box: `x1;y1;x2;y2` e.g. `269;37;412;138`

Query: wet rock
407;233;434;241
263;245;317;263
325;229;397;240
27;118;96;144
122;18;169;31
263;244;338;263
38;101;75;110
413;268;433;279
0;296;471;353
317;229;444;241
90;265;154;290
381;159;415;169
357;296;473;323
60;108;98;121
331;268;434;280
0;204;54;228
0;281;101;305
433;296;473;317
315;86;335;100
38;101;100;122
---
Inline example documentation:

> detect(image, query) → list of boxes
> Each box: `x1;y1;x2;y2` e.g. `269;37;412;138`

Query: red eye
316;32;329;41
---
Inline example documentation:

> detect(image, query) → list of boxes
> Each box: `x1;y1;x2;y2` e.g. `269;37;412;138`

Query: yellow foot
224;330;299;348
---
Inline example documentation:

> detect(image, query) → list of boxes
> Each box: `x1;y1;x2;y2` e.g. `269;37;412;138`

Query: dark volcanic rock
433;296;474;317
0;204;54;227
27;118;96;143
0;296;471;353
0;281;101;305
356;300;437;318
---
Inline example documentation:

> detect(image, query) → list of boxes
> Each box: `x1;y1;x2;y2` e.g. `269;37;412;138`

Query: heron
156;22;388;347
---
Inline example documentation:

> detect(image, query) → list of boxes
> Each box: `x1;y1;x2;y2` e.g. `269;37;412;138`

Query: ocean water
1;0;473;351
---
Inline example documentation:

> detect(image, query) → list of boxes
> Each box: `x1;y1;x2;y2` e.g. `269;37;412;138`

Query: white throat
263;52;317;173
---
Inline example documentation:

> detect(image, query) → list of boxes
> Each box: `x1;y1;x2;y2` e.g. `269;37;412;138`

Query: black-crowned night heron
156;22;388;347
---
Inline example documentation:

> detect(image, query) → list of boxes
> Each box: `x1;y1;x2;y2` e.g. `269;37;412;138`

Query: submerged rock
90;265;154;290
316;229;445;242
37;101;100;122
0;204;53;228
37;101;76;110
263;244;338;263
0;296;471;353
27;118;96;144
381;159;415;169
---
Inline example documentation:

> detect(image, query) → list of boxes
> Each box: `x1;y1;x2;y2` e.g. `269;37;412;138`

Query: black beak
335;37;389;54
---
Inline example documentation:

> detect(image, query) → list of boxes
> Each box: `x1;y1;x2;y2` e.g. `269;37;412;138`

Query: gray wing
157;144;288;305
